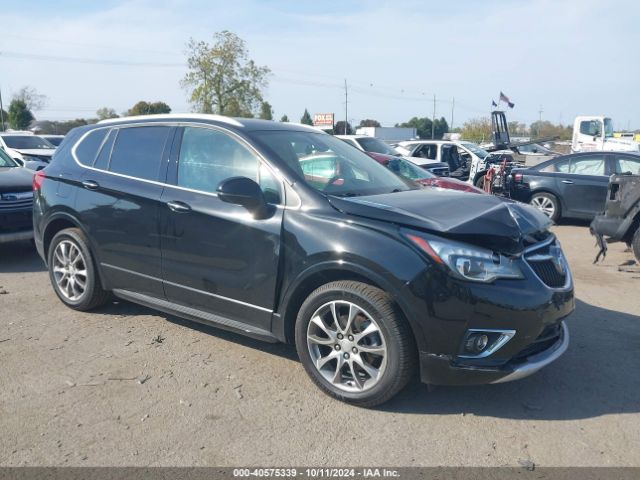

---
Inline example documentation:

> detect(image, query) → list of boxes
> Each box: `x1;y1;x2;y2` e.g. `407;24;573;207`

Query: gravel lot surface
1;223;639;467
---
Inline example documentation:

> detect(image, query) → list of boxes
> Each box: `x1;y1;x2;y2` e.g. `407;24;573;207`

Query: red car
366;152;484;194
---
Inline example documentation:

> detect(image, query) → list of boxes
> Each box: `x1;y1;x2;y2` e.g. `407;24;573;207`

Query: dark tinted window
109;126;170;181
579;120;601;136
93;129;116;170
75;129;108;165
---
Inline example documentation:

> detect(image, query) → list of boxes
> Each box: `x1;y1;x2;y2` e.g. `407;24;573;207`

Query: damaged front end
590;174;640;263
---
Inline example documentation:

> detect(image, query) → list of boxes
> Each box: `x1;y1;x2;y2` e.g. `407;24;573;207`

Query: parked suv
0;149;35;243
34;114;574;406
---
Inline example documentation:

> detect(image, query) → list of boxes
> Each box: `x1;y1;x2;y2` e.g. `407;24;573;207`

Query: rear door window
108;126;170;181
569;155;606;175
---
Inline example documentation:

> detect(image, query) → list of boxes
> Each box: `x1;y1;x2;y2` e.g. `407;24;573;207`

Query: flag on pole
499;91;515;108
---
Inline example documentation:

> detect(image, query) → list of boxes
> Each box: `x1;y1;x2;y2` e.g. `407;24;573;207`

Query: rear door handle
82;180;99;190
561;180;574;184
166;200;191;213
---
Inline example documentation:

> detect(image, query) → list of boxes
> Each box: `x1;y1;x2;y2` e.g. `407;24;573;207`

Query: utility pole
538;105;543;123
344;79;348;135
431;94;436;139
0;86;5;131
450;97;455;131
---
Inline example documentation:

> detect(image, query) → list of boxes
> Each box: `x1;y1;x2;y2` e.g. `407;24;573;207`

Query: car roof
335;135;369;139
97;114;325;133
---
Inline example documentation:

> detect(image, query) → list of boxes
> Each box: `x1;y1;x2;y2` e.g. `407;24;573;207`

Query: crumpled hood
328;189;552;254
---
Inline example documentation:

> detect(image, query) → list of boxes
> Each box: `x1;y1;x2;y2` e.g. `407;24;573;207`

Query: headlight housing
403;230;524;283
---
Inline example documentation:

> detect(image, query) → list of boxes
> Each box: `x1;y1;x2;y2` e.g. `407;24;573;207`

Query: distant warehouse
355;126;417;142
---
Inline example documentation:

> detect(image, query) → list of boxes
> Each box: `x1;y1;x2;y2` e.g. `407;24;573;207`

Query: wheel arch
42;213;109;288
274;261;427;352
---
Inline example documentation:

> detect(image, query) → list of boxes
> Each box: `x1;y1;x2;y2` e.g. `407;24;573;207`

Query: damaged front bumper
420;322;569;385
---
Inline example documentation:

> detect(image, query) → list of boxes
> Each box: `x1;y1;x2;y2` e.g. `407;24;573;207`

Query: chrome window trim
101;263;272;313
70;121;296;208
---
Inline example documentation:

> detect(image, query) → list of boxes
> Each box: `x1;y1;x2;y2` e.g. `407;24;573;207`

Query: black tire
530;192;561;222
474;174;485;189
632;227;640;264
47;228;110;311
295;280;416;407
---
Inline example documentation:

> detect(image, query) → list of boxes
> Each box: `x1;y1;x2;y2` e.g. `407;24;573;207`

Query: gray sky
1;0;638;130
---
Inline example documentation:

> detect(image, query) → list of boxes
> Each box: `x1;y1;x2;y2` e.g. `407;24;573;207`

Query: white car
0;132;56;166
336;135;450;176
395;140;503;187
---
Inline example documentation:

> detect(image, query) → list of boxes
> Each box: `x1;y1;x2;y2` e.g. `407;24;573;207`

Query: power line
0;50;184;67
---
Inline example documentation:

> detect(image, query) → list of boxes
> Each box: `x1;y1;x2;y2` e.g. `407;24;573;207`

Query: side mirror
217;176;268;218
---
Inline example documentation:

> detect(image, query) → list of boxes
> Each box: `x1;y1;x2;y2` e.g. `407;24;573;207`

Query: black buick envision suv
33;115;574;406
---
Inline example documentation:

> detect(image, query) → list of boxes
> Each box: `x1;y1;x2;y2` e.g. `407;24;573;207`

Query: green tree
300;108;313;125
13;86;47;111
8;99;34;130
280;114;289;123
96;107;119;120
397;116;448;139
127;101;171;116
460;117;492;143
259;101;273;120
396;117;432;139
333;120;353;135
224;97;254;118
359;119;381;128
181;31;270;115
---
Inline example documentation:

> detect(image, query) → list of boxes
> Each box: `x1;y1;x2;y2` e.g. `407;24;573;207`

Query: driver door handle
166;200;191;213
561;180;574;184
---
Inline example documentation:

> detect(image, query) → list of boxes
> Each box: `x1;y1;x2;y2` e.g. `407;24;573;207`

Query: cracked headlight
403;230;523;283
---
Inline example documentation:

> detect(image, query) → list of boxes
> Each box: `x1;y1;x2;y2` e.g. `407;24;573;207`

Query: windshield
2;135;54;150
44;136;64;146
385;157;434;181
460;142;490;159
254;131;415;197
355;137;399;156
0;148;19;167
604;118;614;138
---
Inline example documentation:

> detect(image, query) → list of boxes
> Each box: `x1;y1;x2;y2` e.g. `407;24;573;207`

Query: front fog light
465;333;489;353
459;329;515;359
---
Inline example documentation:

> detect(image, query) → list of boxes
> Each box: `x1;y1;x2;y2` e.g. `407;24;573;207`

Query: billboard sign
313;113;334;128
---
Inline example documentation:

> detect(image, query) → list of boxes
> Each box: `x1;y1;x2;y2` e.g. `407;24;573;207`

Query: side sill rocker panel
112;289;279;343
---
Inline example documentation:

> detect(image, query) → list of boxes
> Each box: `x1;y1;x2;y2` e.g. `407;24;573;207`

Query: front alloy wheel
307;300;387;392
295;281;415;407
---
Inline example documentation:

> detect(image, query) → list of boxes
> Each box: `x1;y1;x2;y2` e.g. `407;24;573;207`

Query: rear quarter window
74;129;109;166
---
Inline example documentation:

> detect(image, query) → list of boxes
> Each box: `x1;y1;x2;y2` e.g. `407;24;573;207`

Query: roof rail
97;113;244;127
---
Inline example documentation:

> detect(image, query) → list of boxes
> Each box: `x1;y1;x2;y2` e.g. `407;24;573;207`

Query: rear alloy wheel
530;192;560;222
47;228;110;311
295;281;415;407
